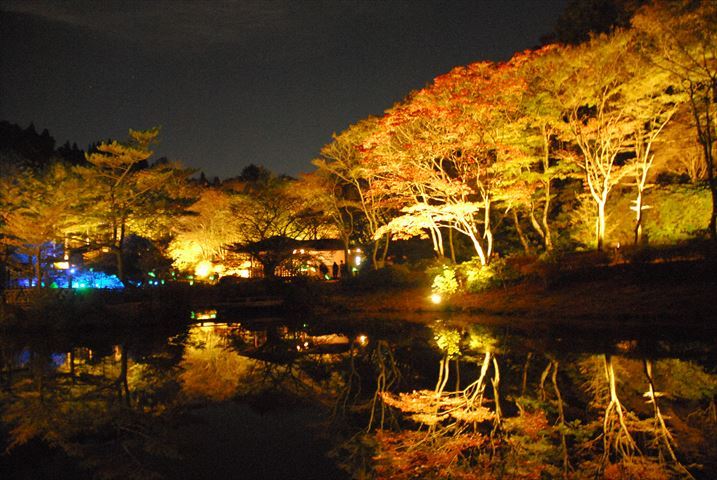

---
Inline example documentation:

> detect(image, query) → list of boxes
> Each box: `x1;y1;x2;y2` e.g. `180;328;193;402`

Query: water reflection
0;317;715;479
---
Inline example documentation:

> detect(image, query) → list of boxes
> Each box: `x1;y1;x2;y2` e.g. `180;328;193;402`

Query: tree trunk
540;124;554;252
634;188;644;246
34;246;42;289
114;247;124;285
596;200;606;251
542;182;553;252
512;209;532;255
689;84;716;241
448;227;456;264
119;344;131;408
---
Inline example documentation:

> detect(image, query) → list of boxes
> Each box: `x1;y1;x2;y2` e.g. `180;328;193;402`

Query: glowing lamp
194;309;217;320
54;261;70;270
430;293;442;305
357;334;368;346
355;255;362;266
195;260;212;278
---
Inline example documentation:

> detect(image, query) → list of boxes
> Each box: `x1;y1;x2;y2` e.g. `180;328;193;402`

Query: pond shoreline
2;260;715;330
319;260;717;327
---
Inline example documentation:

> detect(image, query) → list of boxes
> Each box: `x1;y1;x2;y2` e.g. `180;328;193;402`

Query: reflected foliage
0;319;715;479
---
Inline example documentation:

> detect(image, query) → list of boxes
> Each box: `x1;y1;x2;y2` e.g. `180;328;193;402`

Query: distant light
355;255;362;266
194;309;217;320
357;334;368;346
54;261;70;270
430;293;442;304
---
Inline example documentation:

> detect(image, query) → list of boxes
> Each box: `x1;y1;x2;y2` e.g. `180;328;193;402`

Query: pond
0;313;715;479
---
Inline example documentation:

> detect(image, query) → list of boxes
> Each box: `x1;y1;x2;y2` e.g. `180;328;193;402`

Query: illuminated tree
168;187;242;271
511;46;581;253
550;33;639;250
314;117;394;269
295;171;354;261
633;1;717;240
0;163;86;287
622;68;682;245
79;128;189;282
229;176;323;277
365;60;533;265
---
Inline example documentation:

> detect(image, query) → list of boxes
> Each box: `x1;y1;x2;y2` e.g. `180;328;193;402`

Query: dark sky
1;0;568;179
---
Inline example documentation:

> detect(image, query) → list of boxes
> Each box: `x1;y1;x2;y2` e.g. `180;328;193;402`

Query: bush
457;257;522;293
349;264;424;290
431;266;459;296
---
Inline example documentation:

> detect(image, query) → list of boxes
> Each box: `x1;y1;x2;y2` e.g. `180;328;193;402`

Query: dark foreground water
0;313;715;479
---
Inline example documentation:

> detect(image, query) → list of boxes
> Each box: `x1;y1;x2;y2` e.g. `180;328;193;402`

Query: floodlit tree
79;128;188;282
167;187;242;271
551;33;638;250
621;63;682;245
295;171;355;261
229;176;321;277
633;0;717;240
512;45;579;252
0;163;86;287
365;60;536;265
314;117;394;269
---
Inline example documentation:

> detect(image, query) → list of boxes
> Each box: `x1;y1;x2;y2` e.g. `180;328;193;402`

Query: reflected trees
349;325;716;480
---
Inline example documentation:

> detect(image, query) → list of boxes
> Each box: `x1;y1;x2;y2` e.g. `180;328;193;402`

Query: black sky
1;0;568;179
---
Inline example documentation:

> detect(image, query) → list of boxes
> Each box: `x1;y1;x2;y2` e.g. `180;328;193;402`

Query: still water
0;314;715;479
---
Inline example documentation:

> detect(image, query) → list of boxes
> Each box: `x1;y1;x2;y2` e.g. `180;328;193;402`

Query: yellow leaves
178;325;257;401
129;126;160;149
434;327;461;358
85;127;159;170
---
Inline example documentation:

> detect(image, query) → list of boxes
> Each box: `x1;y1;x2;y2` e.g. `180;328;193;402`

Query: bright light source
357;334;368;346
54;261;70;270
430;293;442;304
194;309;217;320
355;255;362;266
195;260;212;278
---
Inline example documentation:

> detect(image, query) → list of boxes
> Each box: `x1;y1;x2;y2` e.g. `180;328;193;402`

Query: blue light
69;270;124;289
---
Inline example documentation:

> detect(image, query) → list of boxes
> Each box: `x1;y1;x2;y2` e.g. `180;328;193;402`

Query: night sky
1;0;568;179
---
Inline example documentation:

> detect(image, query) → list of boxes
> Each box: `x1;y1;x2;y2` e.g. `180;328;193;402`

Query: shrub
457;257;522;293
431;266;459;296
349;264;424;290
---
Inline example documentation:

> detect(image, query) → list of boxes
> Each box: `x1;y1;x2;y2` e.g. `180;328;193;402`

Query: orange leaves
373;429;489;480
381;389;496;428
